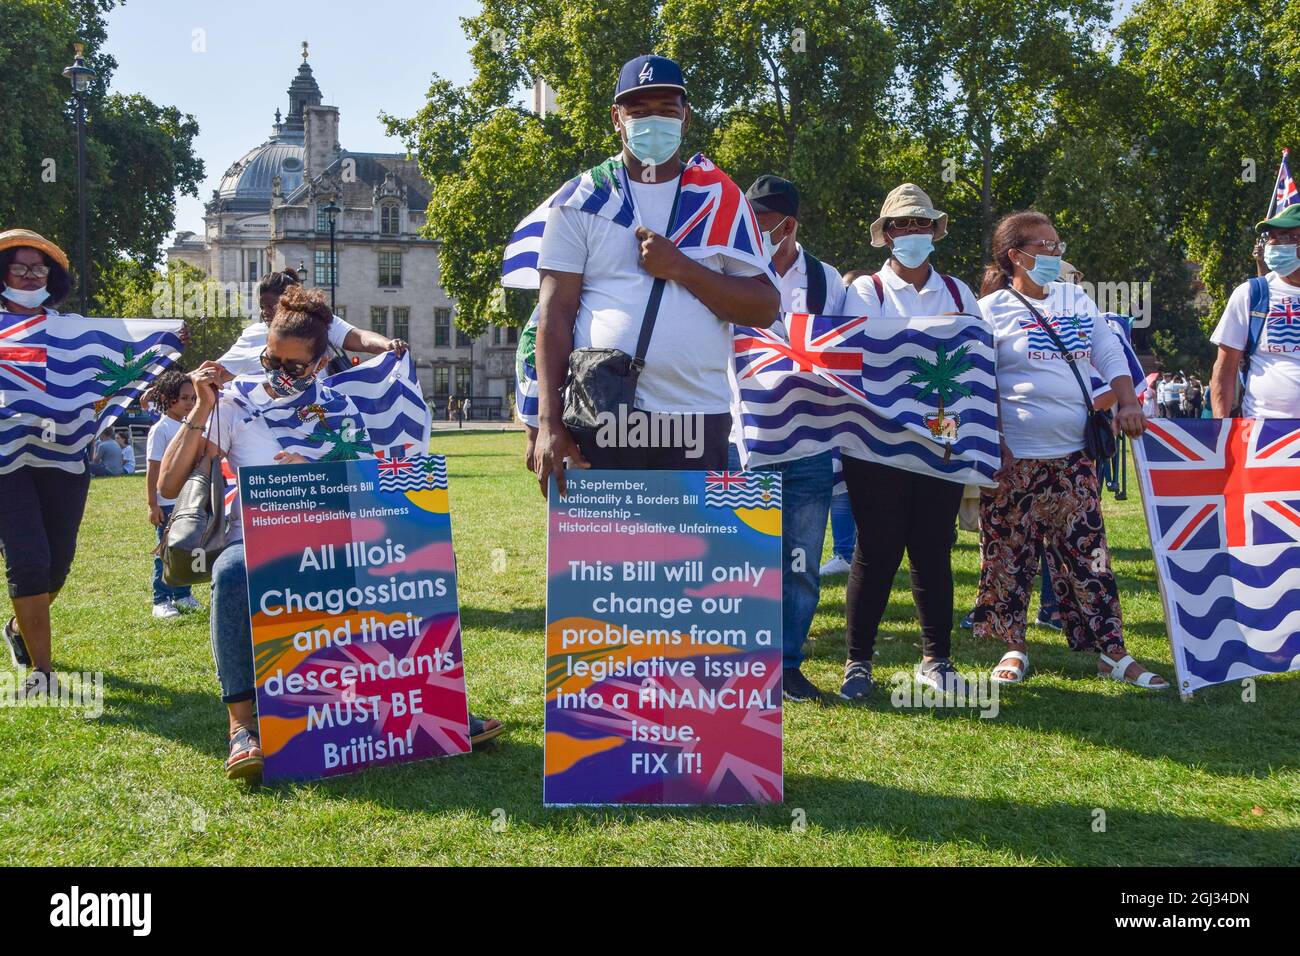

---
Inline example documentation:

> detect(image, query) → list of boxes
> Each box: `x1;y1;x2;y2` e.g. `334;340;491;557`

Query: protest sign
544;469;783;805
240;454;470;781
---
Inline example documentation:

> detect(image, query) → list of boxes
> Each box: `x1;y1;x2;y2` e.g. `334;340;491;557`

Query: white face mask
762;217;790;260
2;285;50;309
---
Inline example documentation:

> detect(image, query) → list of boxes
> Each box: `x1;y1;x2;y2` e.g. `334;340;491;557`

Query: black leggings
0;466;92;599
842;456;963;661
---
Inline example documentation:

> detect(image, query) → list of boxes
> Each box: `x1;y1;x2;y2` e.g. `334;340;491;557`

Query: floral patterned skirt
973;452;1124;655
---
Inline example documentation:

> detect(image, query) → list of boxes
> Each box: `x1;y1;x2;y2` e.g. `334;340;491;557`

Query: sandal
991;649;1029;684
4;617;32;670
469;714;505;748
225;726;264;780
1098;653;1168;690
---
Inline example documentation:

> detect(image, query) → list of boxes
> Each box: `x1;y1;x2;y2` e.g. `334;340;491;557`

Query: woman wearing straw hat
0;230;89;698
836;184;981;701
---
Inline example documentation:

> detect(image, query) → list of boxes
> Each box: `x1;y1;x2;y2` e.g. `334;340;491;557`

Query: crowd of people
4;53;1300;784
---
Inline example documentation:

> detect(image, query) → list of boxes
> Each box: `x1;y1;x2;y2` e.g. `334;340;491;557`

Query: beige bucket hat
870;183;948;247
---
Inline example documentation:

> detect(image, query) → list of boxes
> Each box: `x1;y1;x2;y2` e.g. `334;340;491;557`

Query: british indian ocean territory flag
1134;418;1300;694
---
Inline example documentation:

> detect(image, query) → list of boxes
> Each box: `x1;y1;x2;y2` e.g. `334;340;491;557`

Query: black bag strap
1007;286;1096;413
631;174;685;371
803;249;827;314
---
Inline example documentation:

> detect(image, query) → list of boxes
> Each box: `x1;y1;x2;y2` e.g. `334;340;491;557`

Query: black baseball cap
615;55;687;103
745;175;801;219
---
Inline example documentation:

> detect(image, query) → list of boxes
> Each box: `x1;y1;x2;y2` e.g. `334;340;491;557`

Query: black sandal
225;726;264;780
4;617;31;670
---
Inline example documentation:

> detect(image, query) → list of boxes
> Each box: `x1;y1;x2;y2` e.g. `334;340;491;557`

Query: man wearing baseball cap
1210;203;1300;418
532;55;778;490
732;174;848;701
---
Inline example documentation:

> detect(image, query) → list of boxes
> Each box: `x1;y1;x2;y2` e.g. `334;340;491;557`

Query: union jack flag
374;449;447;494
1135;418;1300;694
1273;148;1298;212
0;312;47;391
501;153;770;289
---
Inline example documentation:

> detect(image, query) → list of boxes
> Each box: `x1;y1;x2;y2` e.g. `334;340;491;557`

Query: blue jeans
830;491;856;561
1038;549;1056;618
153;505;192;605
728;445;833;670
210;544;255;704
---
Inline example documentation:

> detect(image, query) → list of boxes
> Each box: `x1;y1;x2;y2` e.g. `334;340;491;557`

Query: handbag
561;175;684;440
1008;288;1116;462
161;403;232;585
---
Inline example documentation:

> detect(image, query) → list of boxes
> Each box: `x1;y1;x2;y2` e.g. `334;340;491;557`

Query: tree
385;0;896;336
0;0;203;313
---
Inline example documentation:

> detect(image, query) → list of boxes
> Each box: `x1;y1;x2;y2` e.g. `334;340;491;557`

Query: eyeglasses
259;349;314;380
886;217;937;231
6;263;51;279
1018;239;1067;255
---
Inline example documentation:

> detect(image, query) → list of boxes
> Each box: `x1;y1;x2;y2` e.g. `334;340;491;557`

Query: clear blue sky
101;0;485;245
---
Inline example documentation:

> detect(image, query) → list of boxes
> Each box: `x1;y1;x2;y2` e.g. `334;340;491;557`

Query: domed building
168;45;518;416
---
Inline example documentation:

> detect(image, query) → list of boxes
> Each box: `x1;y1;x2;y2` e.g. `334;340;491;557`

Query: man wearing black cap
532;54;779;493
731;175;848;701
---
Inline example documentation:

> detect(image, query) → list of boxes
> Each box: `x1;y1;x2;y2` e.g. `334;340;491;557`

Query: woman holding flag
2;227;186;696
159;286;500;780
973;211;1165;689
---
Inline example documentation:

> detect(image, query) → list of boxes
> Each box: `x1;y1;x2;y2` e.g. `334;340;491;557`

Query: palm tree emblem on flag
92;345;159;413
907;344;974;458
296;403;371;461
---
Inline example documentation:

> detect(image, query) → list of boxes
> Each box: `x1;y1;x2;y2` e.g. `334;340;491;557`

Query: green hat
1257;204;1300;231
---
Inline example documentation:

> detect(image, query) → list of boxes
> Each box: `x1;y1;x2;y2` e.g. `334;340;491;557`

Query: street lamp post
324;200;341;313
62;43;96;315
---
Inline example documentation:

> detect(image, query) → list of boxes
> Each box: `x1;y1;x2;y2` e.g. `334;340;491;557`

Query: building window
334;305;347;321
456;325;472;348
380;204;400;236
392;307;409;341
316;205;336;232
378;251;402;287
455;366;472;397
248;260;259;283
492;325;501;346
434;308;450;348
432;366;449;399
314;249;337;286
370;307;388;335
507;326;518;345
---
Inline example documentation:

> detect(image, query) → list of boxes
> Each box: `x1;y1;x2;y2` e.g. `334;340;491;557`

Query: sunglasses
258;349;316;380
6;263;51;279
1018;239;1067;255
886;217;937;231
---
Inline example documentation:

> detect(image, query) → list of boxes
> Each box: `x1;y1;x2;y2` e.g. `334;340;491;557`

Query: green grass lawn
2;431;1296;865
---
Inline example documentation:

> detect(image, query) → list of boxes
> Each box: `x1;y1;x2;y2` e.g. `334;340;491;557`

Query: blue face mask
1264;243;1300;277
1020;251;1062;286
890;234;934;269
621;115;683;166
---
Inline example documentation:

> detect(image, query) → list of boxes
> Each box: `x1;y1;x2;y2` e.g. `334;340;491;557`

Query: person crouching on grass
158;286;504;781
144;369;200;620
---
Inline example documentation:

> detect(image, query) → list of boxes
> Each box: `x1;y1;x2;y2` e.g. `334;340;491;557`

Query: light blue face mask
890;234;934;269
1264;242;1300;277
621;115;682;166
1019;251;1062;286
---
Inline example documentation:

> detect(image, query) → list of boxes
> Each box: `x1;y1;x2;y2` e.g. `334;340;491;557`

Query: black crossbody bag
561;176;684;440
1008;288;1116;462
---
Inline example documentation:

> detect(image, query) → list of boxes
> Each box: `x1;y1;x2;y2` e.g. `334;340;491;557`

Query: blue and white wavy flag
733;312;1000;487
1134;417;1300;694
0;311;183;474
515;308;538;428
324;351;430;455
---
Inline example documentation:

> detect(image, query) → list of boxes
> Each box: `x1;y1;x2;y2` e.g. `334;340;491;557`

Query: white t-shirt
844;262;980;319
217;314;356;377
979;282;1129;459
121;444;135;474
147;415;185;505
537;176;767;413
205;387;306;542
1210;272;1300;417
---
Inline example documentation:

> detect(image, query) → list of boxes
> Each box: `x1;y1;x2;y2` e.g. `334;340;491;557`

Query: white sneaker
152;601;181;620
819;555;852;576
173;595;202;612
